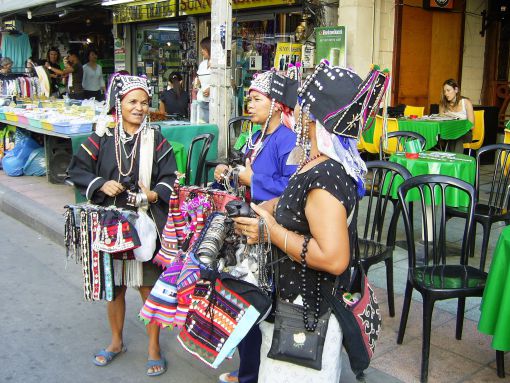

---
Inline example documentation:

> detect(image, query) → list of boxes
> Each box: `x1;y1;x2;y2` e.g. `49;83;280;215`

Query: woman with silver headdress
213;70;298;204
216;69;298;383
68;74;177;377
232;62;389;381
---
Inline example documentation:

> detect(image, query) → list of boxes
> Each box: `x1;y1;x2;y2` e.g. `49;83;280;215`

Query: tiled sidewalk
0;169;508;383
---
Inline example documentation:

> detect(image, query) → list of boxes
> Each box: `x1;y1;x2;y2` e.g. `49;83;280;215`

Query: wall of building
337;0;394;83
460;0;487;104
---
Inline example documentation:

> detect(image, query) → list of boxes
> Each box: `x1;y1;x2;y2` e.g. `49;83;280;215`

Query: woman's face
49;51;59;63
121;89;149;127
89;51;97;62
443;84;458;102
247;91;272;124
1;63;12;73
201;47;210;60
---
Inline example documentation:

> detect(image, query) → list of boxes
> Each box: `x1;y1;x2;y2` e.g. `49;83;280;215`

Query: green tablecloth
157;122;219;184
363;118;472;150
478;225;510;351
386;152;476;207
397;119;472;150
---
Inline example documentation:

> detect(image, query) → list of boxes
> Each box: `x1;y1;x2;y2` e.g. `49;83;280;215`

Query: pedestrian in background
46;49;85;100
195;37;211;123
159;71;189;118
83;48;106;101
45;47;62;97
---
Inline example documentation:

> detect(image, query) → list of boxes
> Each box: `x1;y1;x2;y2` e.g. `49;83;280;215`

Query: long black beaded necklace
300;235;323;332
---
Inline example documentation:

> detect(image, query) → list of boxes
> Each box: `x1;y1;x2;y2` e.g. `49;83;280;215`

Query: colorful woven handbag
322;262;382;379
177;269;271;368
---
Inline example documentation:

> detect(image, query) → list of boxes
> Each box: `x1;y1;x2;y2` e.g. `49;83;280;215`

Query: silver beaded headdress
106;74;152;113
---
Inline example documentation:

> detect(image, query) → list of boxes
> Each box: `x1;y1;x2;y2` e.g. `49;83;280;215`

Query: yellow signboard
113;0;177;24
180;0;297;15
274;42;302;71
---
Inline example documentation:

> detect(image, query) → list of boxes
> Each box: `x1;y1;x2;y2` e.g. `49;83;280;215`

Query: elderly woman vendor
68;74;177;377
233;62;389;381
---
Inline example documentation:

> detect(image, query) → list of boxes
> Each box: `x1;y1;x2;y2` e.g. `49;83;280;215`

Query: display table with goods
0;101;104;183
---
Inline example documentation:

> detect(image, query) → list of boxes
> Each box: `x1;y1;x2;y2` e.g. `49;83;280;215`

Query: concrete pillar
209;0;233;159
337;0;375;74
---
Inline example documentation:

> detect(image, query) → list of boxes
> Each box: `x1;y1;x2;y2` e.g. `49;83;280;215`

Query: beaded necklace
297;153;323;173
114;125;141;177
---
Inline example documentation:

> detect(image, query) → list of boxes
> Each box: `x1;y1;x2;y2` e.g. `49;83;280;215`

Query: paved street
0;214;236;383
0;213;403;383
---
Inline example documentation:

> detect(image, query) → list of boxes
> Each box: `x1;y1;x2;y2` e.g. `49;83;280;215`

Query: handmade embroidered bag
92;209;141;254
322;261;381;379
178;269;271;368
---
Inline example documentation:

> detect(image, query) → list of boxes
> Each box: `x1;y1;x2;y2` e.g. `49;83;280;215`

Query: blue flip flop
93;346;126;367
146;358;167;377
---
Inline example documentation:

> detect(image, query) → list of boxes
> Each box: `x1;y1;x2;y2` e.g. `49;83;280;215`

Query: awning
0;1;57;14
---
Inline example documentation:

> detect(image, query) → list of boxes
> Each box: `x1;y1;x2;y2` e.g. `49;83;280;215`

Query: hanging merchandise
64;204;141;301
1;32;32;71
0;76;42;97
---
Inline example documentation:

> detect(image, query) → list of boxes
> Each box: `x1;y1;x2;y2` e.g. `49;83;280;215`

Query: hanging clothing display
0;76;42;97
1;33;32;71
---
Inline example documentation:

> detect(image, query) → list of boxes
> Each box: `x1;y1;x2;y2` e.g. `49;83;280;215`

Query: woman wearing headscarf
68;74;177;377
232;62;389;381
214;69;298;204
216;69;299;383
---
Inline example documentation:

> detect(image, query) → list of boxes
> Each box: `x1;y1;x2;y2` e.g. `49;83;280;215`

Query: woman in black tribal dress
68;74;176;377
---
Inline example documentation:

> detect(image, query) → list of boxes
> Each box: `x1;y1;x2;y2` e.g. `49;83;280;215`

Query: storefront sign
114;38;126;71
273;42;302;72
315;26;346;67
180;0;297;16
113;0;177;24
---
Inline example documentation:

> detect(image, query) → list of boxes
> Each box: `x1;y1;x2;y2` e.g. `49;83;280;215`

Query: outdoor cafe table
387;152;476;207
363;118;473;151
478;225;510;352
397;118;472;150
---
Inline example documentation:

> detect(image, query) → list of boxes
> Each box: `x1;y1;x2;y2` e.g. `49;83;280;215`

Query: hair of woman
200;37;211;56
46;47;61;63
440;78;462;110
0;57;13;68
168;71;183;96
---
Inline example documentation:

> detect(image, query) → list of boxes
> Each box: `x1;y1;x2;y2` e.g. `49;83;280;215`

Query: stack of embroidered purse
64;204;140;301
154;181;240;268
139;213;222;329
177;268;272;368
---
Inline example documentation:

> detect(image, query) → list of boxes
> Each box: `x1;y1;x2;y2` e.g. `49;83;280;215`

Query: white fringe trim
113;259;143;287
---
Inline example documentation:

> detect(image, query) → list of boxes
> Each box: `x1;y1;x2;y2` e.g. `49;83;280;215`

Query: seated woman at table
439;78;474;153
68;74;177;377
159;71;189;118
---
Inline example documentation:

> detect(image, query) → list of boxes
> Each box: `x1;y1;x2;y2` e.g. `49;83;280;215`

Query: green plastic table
362;118;472;150
397;119;472;150
478;225;510;351
387;152;476;207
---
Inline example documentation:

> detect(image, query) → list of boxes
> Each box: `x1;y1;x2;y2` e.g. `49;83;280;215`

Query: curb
0;183;63;245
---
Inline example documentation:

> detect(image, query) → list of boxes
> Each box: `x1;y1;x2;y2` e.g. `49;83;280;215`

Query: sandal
93;346;127;367
146;358;167;377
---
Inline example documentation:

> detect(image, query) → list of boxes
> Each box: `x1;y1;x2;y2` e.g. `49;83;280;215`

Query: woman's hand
99;180;125;197
138;181;158;203
238;158;253;186
233;203;277;245
214;164;230;182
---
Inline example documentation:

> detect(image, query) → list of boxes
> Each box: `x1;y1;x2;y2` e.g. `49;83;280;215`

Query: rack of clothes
0;75;43;97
